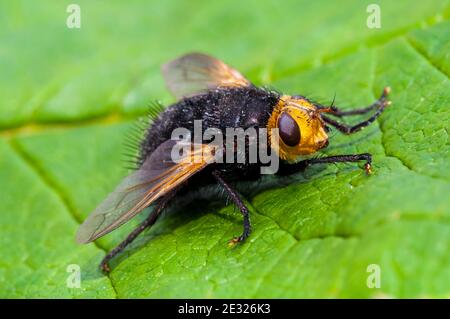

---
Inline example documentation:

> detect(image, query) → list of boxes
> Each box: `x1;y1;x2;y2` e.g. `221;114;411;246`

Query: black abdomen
140;86;280;166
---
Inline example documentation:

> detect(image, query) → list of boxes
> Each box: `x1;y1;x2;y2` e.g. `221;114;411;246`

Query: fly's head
267;95;329;161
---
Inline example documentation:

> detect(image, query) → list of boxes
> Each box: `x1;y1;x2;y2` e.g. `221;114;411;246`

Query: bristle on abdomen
122;101;166;170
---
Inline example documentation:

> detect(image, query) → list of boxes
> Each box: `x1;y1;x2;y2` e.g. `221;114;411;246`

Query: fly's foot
228;236;245;247
364;162;373;175
228;237;241;247
228;230;250;247
100;261;111;274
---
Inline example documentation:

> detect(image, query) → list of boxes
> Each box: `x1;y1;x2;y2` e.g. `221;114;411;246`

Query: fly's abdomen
139;87;279;165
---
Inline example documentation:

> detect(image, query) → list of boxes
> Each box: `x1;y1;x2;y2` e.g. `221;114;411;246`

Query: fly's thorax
267;95;329;161
211;86;280;130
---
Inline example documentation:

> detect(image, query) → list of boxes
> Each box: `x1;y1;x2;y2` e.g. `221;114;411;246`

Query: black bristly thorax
140;86;280;182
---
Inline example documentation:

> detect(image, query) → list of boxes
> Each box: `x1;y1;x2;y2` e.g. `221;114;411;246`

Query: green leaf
1;0;449;298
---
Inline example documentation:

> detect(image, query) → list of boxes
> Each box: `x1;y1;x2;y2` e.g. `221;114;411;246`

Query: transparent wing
162;52;251;99
76;140;217;243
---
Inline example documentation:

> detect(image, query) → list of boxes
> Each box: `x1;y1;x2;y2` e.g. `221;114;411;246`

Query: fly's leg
277;153;373;176
323;87;390;117
322;102;388;134
321;88;390;134
328;104;378;117
100;211;160;273
100;194;173;273
212;170;251;246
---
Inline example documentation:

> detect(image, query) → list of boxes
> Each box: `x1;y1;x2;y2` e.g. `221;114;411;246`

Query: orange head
267;95;330;161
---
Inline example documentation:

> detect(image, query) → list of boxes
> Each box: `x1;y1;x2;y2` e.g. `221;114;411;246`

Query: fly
76;53;391;272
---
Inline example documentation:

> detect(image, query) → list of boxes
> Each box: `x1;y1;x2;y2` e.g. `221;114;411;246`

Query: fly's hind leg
100;194;173;273
212;170;251;246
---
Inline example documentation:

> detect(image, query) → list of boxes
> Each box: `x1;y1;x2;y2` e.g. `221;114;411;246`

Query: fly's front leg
277;153;373;176
321;87;391;134
323;87;391;117
212;170;251;246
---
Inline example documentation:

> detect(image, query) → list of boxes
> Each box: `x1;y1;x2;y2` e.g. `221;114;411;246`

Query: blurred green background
0;0;449;298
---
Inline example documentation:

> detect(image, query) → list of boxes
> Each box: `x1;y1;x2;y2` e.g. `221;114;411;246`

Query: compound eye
278;112;301;147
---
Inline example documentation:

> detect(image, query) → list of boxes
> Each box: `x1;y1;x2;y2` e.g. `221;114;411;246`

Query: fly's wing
162;52;252;99
76;140;217;244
